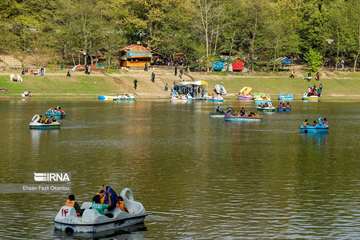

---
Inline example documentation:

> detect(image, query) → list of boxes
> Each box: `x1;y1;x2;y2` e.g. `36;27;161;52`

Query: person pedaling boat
65;194;81;216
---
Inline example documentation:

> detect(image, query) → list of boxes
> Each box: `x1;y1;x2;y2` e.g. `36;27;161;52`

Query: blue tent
281;57;292;65
212;61;225;72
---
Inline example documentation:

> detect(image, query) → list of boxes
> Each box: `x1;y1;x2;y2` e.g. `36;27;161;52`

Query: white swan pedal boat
29;114;61;130
54;188;147;234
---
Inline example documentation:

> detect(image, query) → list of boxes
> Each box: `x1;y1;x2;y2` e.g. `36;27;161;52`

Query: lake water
1;99;360;239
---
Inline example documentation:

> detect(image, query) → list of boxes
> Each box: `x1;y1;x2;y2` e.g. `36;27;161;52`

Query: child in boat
91;194;110;215
116;196;128;212
313;120;317;126
65;194;81;215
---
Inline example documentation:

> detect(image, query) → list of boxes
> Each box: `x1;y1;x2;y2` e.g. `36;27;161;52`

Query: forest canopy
1;0;360;70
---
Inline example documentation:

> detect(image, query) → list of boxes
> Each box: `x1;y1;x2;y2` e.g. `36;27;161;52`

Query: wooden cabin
119;44;152;68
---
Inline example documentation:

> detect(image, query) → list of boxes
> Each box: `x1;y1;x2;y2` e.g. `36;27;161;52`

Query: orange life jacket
65;199;75;208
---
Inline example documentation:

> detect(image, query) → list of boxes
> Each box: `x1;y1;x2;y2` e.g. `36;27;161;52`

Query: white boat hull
54;214;146;234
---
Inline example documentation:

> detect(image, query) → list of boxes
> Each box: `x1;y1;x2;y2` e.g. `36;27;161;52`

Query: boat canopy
175;80;208;87
172;81;208;99
240;86;252;95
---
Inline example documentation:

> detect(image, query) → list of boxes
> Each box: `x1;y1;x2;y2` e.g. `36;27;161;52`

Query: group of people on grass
302;117;328;128
305;83;323;97
65;186;128;217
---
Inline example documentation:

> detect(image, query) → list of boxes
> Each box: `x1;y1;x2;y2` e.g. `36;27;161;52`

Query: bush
305;49;323;73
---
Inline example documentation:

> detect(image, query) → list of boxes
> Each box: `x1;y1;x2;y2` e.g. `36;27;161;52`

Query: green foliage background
0;0;360;69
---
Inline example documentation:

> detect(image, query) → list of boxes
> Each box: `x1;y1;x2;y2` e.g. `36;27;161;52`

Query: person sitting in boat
248;112;256;117
312;120;318;126
303;119;308;127
91;194;110;215
39;115;45;123
116;196;128;212
322;118;328;126
216;105;224;113
286;102;291;108
65;194;81;216
240;107;246;116
103;186;118;211
95;189;106;204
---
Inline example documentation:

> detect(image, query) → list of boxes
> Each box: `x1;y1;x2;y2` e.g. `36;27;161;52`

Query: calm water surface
1;99;360;239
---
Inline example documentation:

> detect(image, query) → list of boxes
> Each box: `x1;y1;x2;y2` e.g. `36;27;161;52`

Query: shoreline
2;70;360;100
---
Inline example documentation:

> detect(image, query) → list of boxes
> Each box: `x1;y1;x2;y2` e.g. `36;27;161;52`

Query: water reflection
0;100;360;239
300;132;329;145
31;129;60;150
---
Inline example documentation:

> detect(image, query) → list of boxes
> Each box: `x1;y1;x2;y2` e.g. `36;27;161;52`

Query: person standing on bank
179;68;183;80
134;79;138;90
151;71;155;83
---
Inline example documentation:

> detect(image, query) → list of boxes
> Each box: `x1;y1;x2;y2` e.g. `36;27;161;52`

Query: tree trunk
250;11;258;72
355;25;360;72
228;31;236;72
198;0;210;72
213;24;220;55
273;39;279;72
354;52;359;72
335;30;339;71
71;54;76;66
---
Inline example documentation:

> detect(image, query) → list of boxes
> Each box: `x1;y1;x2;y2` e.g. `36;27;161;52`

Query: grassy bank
0;74;127;97
1;71;360;99
194;71;360;99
